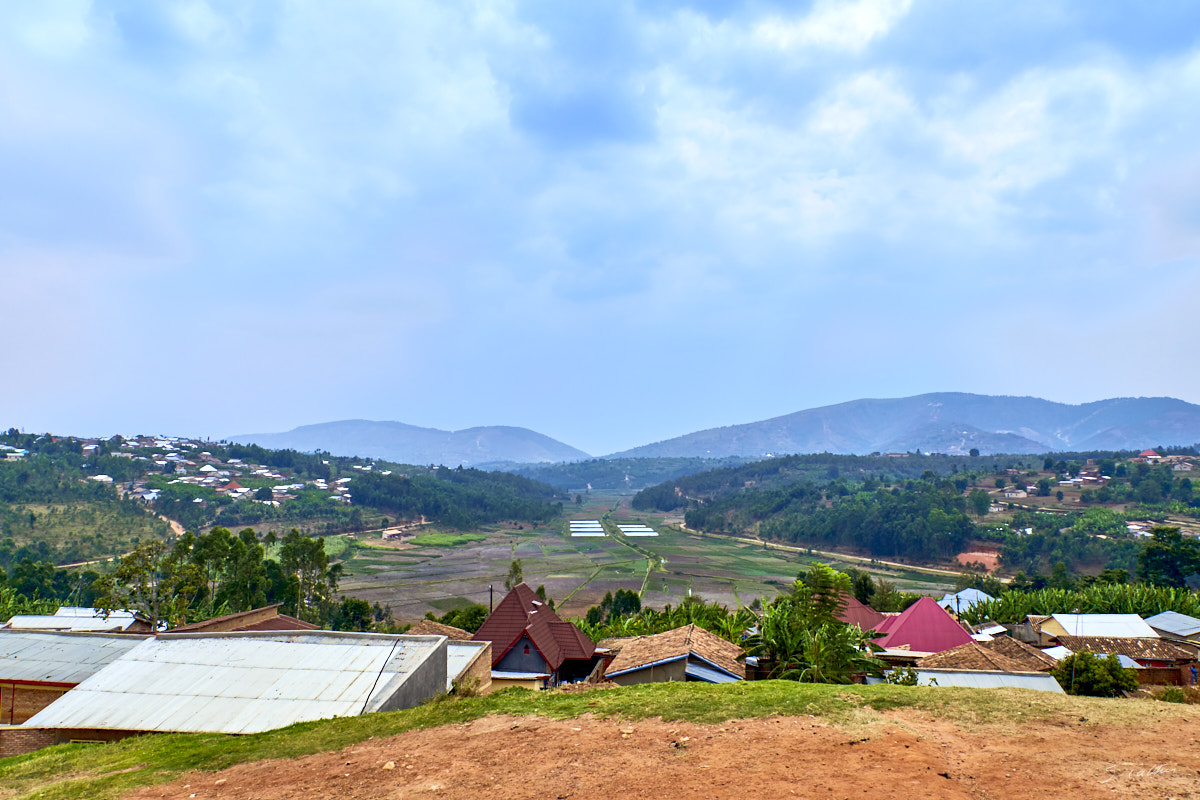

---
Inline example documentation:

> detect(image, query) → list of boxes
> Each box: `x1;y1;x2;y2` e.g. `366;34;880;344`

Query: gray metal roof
25;631;446;735
0;631;147;684
915;668;1064;693
1049;614;1158;638
1145;611;1200;639
5;609;141;632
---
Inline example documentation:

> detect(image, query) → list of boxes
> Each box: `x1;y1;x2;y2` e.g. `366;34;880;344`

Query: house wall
1137;665;1195;687
0;726;143;758
490;675;546;691
455;643;493;695
495;635;548;674
609;659;686;686
0;683;71;725
369;638;448;713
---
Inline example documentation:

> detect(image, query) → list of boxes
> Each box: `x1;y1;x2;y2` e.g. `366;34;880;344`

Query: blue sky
3;1;1200;455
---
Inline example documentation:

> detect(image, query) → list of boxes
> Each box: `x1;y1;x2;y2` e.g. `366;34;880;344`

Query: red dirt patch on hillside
121;710;1200;800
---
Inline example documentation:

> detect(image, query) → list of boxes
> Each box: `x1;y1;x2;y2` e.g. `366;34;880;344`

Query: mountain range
232;394;1200;465
231;420;590;467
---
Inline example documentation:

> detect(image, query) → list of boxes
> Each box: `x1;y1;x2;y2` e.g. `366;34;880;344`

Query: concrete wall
1;683;70;725
495;635;549;674
369;636;448;713
609;659;686;686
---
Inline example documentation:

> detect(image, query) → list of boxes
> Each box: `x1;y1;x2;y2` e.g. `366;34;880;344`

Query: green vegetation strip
3;682;1189;800
408;532;488;547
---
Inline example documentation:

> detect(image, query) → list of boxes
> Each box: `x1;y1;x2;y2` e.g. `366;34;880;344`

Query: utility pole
489;584;494;613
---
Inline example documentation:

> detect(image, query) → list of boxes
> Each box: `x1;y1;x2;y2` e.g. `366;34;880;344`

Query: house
1134;449;1163;463
445;640;492;693
1038;614;1159;640
1145;611;1200;658
937;588;995;615
22;631;448;749
871;597;974;654
167;604;319;633
916;641;1041;673
4;607;154;634
407;619;475;640
836;593;885;631
598;624;745;685
1051;636;1193;669
979;636;1058;672
0;632;146;728
472;583;603;689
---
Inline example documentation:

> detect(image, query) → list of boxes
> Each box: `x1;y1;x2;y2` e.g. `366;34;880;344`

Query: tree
505;559;523;590
969;488;991;516
1138;526;1200;587
969;448;979;458
254;486;272;501
92;541;205;628
1052;652;1138;696
332;596;373;631
1056;490;1064;502
279;530;334;622
792;563;851;628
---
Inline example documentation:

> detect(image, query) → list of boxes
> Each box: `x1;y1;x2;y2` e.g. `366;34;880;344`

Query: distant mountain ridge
232;420;590;467
604;394;1200;458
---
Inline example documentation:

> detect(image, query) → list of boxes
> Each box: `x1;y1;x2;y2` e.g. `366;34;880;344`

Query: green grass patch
3;682;1191;800
409;532;488;547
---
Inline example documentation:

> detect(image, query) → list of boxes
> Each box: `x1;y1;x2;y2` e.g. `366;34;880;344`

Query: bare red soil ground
123;710;1200;800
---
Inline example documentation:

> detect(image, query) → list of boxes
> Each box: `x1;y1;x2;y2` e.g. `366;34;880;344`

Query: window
523;644;530;654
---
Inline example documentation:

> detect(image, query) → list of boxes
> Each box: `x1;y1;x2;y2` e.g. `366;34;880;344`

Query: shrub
1051;652;1138;697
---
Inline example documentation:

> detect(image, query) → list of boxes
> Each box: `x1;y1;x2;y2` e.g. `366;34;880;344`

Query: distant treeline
348;467;563;528
499;456;754;493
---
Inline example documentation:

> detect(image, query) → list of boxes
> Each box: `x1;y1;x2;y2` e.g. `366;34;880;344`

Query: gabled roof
1054;636;1193;662
837;593;885;631
169;605;318;633
873;597;974;653
601;624;745;679
472;583;595;670
5;608;146;633
1044;614;1158;639
937;588;995;613
0;631;147;684
1145;611;1200;639
916;641;1032;672
408;619;475;640
25;631;448;735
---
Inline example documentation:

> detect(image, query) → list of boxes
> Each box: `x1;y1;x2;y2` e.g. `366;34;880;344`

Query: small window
523;644;530;654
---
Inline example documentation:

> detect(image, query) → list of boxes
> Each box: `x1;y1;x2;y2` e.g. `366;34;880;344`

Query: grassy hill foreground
3;682;1199;799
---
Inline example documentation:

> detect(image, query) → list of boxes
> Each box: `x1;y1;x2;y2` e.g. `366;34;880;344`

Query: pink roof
873;597;974;653
836;593;886;631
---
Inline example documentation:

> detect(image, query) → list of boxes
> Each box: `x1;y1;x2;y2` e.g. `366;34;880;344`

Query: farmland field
333;494;958;621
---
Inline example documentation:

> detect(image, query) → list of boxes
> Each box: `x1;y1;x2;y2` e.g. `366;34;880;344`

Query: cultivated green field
332;494;956;620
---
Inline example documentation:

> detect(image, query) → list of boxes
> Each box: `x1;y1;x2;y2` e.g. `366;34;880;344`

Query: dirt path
122;710;1200;800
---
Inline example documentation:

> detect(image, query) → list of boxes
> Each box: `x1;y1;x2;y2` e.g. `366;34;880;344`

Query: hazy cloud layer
3;1;1199;454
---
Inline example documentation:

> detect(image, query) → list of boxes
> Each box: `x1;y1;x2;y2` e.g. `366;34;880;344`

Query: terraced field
333;494;958;621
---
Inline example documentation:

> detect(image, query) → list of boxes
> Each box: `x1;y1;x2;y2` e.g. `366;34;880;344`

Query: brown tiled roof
169;605;318;633
1055;636;1194;662
473;583;595;670
602;624;745;679
408;619;474;640
916;642;1033;672
980;636;1057;671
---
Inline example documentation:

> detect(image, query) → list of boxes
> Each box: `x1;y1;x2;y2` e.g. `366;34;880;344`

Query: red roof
836;593;886;631
473;583;596;670
873;597;974;653
1138;450;1160;458
221;480;244;490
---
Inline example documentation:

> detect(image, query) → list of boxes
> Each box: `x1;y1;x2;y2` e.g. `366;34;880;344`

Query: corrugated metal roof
1048;614;1158;639
1146;611;1200;639
25;632;446;735
0;631;147;684
684;662;741;683
5;610;140;632
915;668;1065;693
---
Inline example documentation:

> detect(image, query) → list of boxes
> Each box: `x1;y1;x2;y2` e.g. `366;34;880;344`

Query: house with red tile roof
836;593;885;631
472;583;602;688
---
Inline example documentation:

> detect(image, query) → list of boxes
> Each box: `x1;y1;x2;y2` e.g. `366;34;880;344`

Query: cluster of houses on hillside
3;583;1199;759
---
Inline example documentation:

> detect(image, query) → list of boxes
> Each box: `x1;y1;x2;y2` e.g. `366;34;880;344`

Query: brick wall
0;726;56;758
1;683;70;725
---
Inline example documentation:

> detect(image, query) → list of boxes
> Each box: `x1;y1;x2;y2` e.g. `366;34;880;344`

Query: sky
3;1;1200;456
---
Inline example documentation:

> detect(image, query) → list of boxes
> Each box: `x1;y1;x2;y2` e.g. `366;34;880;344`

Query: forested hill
231;420;590;466
608;393;1200;458
348;468;562;528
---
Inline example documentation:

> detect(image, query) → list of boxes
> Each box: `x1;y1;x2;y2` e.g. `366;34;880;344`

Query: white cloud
754;0;913;53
